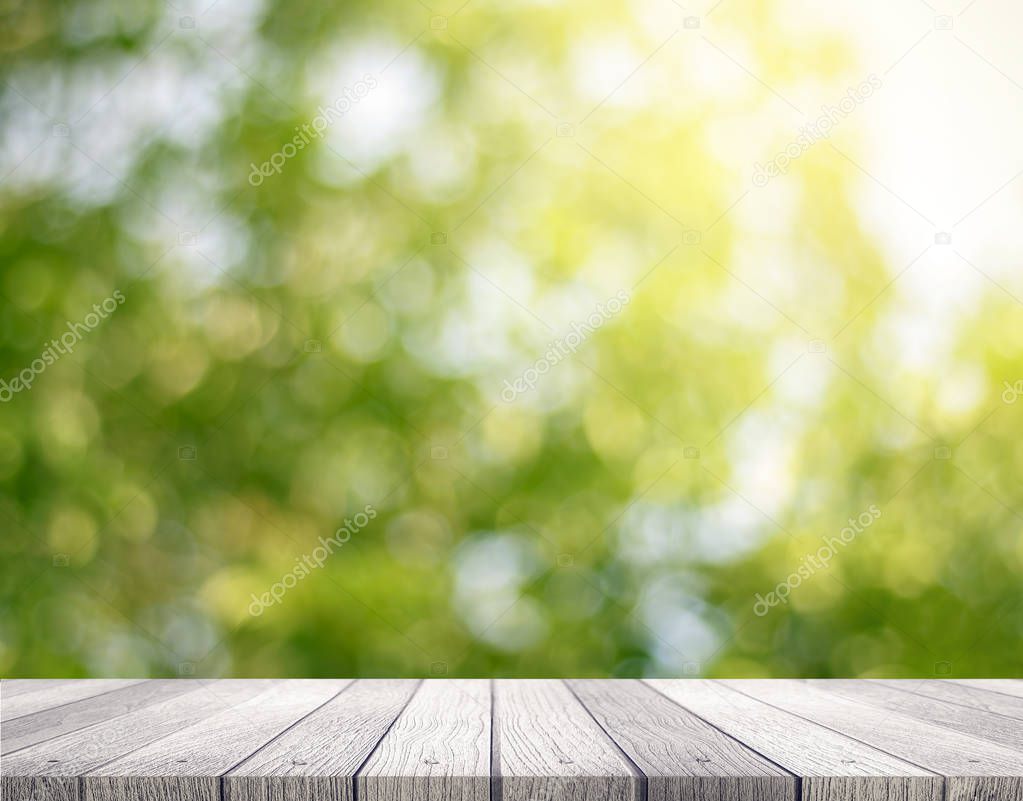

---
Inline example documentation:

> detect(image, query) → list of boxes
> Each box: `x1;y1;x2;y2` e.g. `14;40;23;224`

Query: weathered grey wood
1;775;81;801
5;679;1023;801
873;679;1023;719
82;680;348;801
3;679;201;754
806;678;1023;751
494;679;640;801
727;679;1023;801
568;679;796;801
356;679;491;801
646;679;942;801
955;679;1023;699
0;680;76;698
2;681;279;794
2;680;144;721
224;679;419;801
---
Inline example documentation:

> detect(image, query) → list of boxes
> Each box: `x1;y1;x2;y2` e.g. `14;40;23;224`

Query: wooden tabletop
2;679;1022;801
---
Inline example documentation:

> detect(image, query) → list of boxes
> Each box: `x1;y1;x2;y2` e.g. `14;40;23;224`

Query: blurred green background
1;0;1022;678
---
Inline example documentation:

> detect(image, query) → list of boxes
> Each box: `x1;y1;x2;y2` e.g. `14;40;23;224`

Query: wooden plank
646;679;942;801
355;679;491;801
4;678;1022;801
0;680;76;698
3;679;201;754
494;679;641;801
955;679;1023;700
2;680;144;721
567;679;796;801
726;679;1023;801
806;679;1023;751
2;680;279;801
224;679;419;801
873;679;1023;719
82;679;348;801
0;775;81;801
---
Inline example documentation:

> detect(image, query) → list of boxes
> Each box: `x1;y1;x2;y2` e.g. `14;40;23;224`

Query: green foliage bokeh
1;0;1021;678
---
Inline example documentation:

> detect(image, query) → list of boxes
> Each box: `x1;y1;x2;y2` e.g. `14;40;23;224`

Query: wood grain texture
646;679;942;801
224;679;419;801
1;775;80;801
2;680;144;721
493;679;640;801
4;679;1023;801
356;679;491;801
873;679;1023;719
1;680;75;698
4;681;279;789
568;679;796;801
726;679;1023;801
955;679;1023;699
83;679;348;801
3;679;200;754
806;678;1023;751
